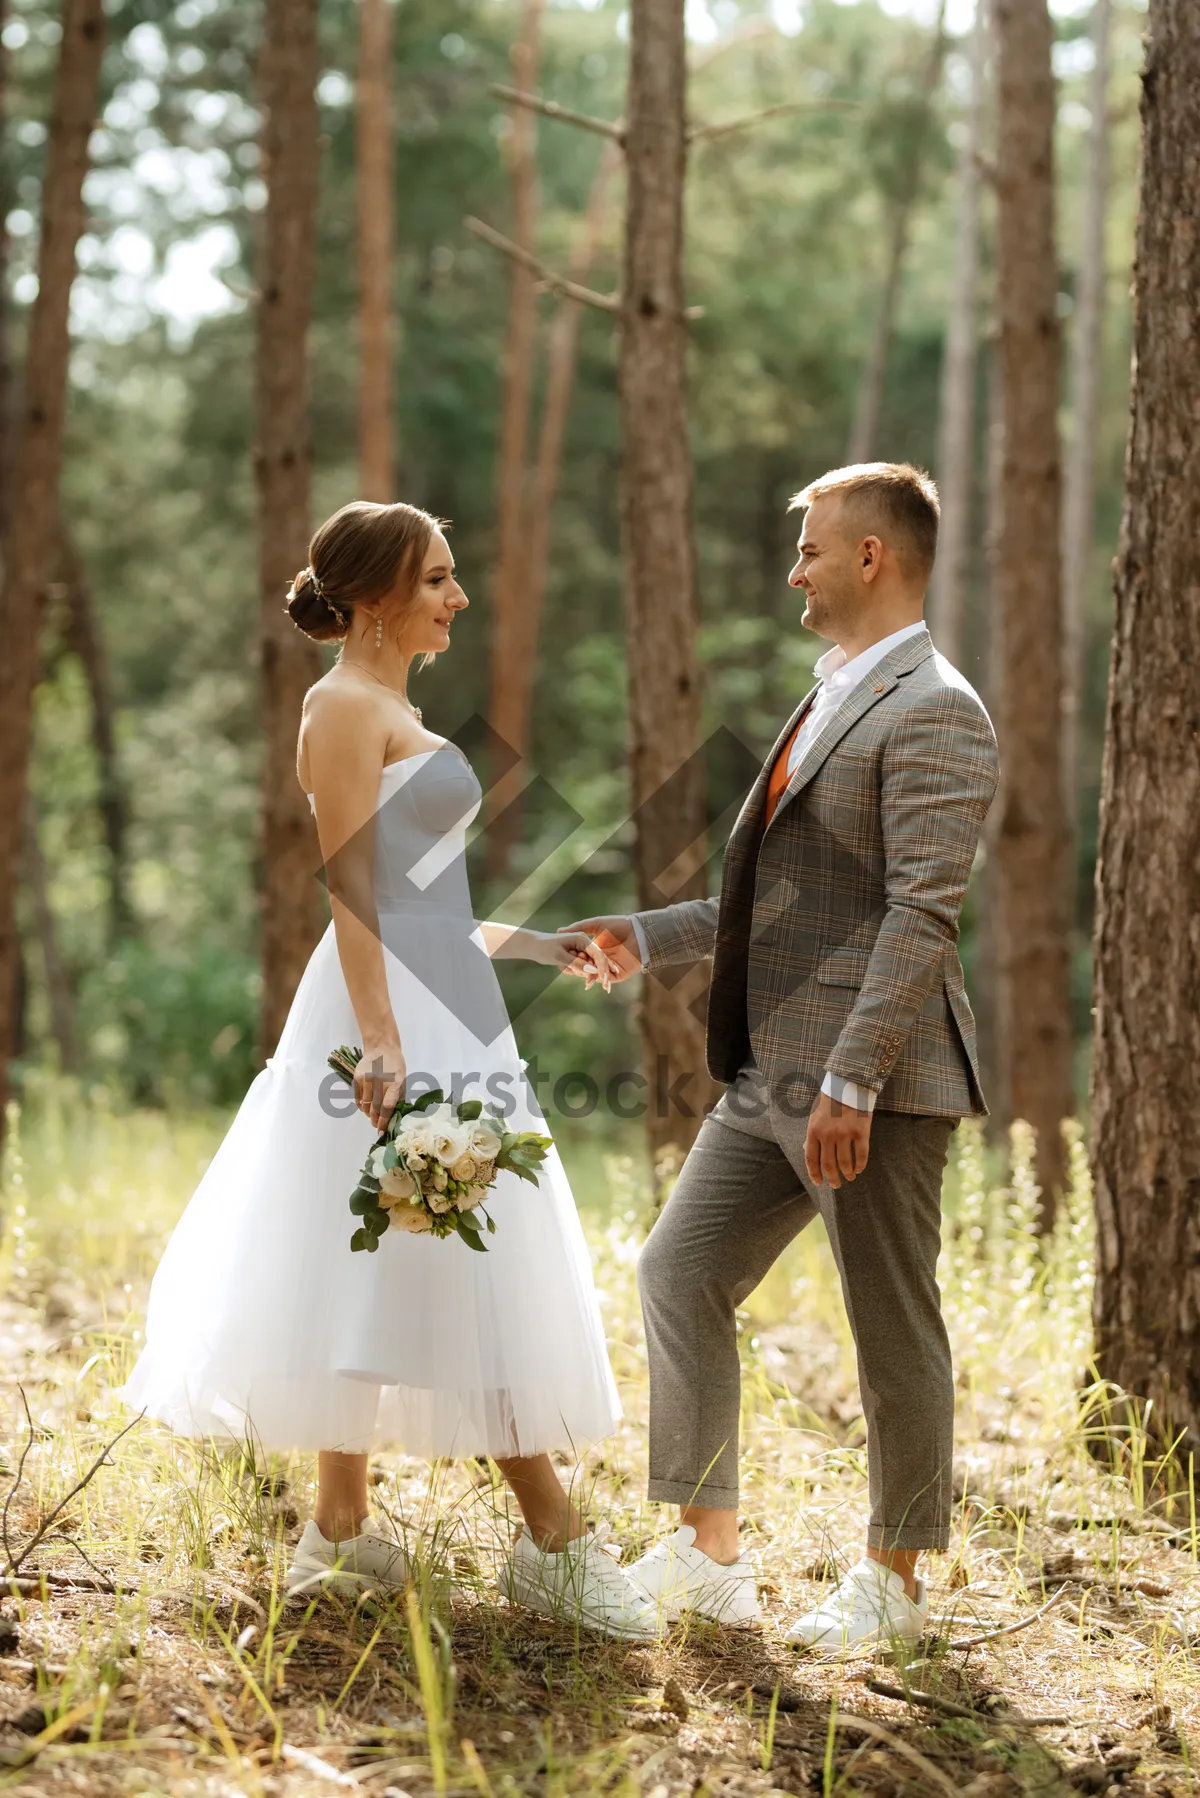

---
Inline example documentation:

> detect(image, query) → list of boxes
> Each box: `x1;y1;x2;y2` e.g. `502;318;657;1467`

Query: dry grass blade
281;1741;361;1786
836;1712;962;1798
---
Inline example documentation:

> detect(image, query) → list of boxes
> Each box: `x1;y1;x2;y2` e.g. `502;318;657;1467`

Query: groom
567;462;1000;1650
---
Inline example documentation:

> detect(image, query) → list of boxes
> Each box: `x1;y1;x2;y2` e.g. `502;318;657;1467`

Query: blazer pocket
814;946;873;987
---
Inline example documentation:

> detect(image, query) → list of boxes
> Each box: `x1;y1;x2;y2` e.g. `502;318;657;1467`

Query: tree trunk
1061;0;1110;840
0;0;105;1154
59;530;132;941
356;0;395;502
973;323;1005;1125
255;0;324;1058
990;0;1073;1215
1091;0;1200;1453
621;0;719;1165
0;0;15;549
23;798;78;1074
928;0;988;666
484;0;545;880
846;2;947;466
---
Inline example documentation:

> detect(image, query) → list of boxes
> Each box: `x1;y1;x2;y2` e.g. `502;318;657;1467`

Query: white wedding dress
121;743;621;1458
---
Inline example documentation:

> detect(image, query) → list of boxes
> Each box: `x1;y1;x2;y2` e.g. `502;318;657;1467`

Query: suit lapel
765;628;935;835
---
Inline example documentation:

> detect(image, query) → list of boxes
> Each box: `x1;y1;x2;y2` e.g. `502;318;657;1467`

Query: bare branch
946;1582;1071;1649
489;84;623;142
1;1403;144;1579
689;98;857;144
464;217;620;313
688;19;778;73
1;1388;39;1573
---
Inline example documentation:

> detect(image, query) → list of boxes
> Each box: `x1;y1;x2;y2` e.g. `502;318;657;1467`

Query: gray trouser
638;1072;956;1550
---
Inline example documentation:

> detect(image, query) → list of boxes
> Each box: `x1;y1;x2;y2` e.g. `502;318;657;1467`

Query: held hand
804;1089;871;1190
354;1042;407;1133
535;928;618;990
557;916;642;988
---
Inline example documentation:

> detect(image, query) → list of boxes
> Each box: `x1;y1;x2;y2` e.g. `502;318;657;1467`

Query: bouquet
328;1046;553;1253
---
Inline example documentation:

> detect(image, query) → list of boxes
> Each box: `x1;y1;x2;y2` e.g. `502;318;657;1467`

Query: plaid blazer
632;628;1000;1119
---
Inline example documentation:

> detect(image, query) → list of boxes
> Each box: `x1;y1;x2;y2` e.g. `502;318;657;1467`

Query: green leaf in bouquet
411;1088;444;1112
486;1214;496;1233
381;1144;400;1171
457;1098;483;1120
456;1207;483;1232
350;1227;370;1252
360;1172;381;1191
454;1213;489;1252
365;1207;391;1235
350;1186;379;1216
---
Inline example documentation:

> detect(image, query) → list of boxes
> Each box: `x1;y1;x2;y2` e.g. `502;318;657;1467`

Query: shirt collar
813;620;928;693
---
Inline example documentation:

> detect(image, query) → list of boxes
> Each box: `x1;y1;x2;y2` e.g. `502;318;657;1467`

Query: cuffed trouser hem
865;1523;950;1552
647;1477;740;1509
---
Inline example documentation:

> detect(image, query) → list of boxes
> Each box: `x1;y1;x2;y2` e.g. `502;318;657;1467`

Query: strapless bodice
306;744;482;920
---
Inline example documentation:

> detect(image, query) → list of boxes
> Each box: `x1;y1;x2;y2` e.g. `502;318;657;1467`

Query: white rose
396;1115;434;1159
378;1167;417;1203
467;1119;503;1159
428;1191;454;1214
449;1152;477;1182
458;1183;488;1210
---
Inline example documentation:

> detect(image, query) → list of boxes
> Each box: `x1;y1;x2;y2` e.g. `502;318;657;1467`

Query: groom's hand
557;915;642;986
805;1089;871;1189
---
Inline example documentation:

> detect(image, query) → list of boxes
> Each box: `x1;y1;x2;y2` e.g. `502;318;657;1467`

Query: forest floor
0;1102;1197;1798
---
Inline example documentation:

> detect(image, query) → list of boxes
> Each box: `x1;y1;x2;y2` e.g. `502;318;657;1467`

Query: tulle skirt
120;918;622;1458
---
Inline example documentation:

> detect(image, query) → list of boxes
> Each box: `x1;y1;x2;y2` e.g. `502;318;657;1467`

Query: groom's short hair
789;462;940;583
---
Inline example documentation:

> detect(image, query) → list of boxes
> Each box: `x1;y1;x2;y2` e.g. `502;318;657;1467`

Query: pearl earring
375;614;383;651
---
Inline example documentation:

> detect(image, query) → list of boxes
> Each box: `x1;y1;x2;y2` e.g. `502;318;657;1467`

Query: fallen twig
944;1583;1071;1650
4;1568;137;1597
866;1678;1069;1728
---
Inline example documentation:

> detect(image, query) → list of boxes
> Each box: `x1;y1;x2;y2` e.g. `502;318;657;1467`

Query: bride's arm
302;687;406;1128
476;919;616;985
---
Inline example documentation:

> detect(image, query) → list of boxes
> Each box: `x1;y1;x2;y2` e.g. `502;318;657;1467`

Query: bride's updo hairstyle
285;500;443;644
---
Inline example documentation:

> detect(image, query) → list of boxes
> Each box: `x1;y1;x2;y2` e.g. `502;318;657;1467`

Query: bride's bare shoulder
297;668;386;788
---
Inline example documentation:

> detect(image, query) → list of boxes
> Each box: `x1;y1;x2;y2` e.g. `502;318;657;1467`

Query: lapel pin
873;683;886;693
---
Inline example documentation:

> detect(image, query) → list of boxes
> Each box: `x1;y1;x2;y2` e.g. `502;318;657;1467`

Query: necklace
341;658;422;719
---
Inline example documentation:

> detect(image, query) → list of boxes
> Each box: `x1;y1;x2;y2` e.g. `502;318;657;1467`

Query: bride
121;499;655;1639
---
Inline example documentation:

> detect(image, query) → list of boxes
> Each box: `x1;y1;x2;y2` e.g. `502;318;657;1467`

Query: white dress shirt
630;622;929;1115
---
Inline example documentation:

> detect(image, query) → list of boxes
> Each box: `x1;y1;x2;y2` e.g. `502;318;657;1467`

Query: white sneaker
625;1525;760;1627
784;1557;927;1656
499;1525;660;1641
284;1518;412;1598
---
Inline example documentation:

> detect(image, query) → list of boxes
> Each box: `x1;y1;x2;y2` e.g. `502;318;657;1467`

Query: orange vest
762;699;815;830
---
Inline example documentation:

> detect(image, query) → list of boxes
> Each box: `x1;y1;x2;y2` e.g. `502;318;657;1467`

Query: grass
0;1089;1197;1797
